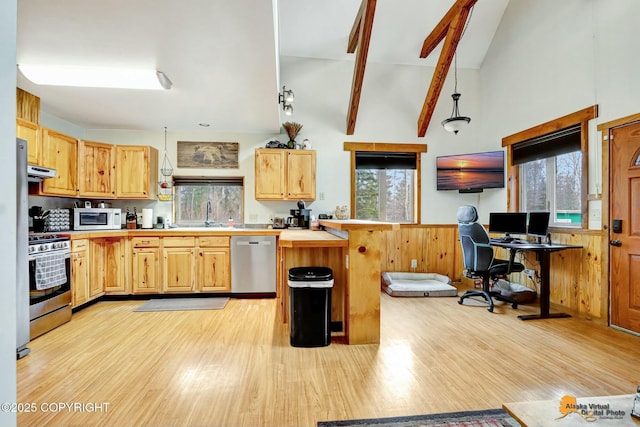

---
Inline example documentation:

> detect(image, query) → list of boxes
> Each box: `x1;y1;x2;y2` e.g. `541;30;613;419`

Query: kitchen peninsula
63;219;397;345
279;219;399;345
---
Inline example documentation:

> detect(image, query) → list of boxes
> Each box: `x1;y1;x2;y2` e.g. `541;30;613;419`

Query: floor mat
134;297;229;312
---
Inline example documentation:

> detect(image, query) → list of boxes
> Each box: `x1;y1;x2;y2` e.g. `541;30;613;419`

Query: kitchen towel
142;208;153;229
35;253;68;290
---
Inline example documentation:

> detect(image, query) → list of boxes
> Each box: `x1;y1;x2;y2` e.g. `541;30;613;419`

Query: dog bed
382;272;458;297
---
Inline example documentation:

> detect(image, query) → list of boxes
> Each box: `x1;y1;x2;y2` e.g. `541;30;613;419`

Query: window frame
172;176;245;226
344;142;427;224
502;105;598;230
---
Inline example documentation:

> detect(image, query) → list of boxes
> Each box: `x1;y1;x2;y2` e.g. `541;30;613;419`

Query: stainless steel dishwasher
231;235;276;295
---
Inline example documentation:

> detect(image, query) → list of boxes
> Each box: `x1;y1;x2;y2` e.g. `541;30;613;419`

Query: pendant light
441;6;474;135
441;53;470;135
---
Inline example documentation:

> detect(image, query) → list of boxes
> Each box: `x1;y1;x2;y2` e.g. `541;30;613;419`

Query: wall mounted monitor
527;211;551;239
436;150;505;193
488;212;527;237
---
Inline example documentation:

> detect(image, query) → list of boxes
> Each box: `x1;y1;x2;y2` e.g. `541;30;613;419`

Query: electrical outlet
319;192;325;200
411;259;417;268
249;213;258;222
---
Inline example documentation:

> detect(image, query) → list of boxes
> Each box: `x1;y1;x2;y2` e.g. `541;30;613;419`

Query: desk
490;241;582;320
503;394;640;426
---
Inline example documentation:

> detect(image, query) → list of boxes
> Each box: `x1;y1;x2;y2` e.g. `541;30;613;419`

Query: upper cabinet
78;140;116;198
115;145;158;199
40;127;78;197
255;149;316;201
16;118;41;166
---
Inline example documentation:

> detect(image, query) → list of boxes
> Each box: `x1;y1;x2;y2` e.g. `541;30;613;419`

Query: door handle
610;239;622;247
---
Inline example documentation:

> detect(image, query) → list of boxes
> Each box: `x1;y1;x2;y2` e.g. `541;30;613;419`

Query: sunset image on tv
436;151;504;190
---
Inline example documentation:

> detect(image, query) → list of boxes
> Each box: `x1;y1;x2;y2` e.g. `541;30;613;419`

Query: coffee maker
286;200;311;229
287;208;311;229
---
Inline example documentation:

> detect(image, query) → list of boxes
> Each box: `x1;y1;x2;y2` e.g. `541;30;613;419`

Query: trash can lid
288;278;334;288
288;266;333;281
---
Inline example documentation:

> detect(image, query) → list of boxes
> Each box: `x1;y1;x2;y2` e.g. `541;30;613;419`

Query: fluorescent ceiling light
18;65;172;90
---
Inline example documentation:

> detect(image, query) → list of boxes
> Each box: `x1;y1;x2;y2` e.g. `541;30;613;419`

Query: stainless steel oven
28;235;72;339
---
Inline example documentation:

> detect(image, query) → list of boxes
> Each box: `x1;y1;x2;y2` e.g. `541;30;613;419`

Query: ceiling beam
347;1;366;54
417;0;477;137
346;0;377;136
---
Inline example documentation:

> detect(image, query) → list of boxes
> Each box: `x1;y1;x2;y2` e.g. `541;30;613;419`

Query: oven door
28;250;71;317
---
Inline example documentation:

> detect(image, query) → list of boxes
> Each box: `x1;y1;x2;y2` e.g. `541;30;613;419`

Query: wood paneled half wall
380;225;605;322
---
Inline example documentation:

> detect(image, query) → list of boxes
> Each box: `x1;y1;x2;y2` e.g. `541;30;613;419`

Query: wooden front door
610;121;640;333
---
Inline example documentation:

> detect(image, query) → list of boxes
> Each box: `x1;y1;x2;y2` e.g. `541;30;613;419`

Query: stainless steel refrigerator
17;138;30;359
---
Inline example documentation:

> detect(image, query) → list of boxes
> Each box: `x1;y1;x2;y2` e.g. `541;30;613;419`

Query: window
502;105;597;230
520;153;583;226
173;176;244;226
344;143;426;223
515;125;583;227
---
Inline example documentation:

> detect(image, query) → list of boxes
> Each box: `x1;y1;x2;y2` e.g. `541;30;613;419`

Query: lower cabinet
75;234;232;298
198;236;231;292
131;238;161;294
92;237;127;294
163;237;196;293
71;239;90;307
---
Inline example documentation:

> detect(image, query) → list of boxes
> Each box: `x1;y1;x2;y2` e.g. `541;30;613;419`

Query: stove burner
28;234;69;244
28;234;71;256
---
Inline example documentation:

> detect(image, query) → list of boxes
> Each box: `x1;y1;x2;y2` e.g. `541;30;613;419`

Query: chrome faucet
204;200;213;227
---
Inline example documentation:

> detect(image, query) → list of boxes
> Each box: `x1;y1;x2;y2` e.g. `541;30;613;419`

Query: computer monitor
527;211;551;242
488;212;527;238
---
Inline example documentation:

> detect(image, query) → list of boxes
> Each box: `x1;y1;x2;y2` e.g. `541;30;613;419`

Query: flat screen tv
436;150;505;192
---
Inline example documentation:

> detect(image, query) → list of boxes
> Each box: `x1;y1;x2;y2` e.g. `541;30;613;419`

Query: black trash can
288;267;334;347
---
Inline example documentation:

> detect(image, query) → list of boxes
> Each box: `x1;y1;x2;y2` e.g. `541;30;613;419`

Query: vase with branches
282;122;303;149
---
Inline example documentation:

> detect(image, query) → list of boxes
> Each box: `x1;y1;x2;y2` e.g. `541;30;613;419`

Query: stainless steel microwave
73;208;122;230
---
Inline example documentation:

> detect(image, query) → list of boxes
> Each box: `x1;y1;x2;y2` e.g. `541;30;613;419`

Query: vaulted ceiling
16;0;509;134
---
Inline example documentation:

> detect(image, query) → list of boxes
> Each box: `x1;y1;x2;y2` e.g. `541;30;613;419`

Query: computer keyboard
490;237;514;243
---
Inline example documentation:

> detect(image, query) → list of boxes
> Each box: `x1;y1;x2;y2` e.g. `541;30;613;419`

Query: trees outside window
173;177;243;226
520;151;582;226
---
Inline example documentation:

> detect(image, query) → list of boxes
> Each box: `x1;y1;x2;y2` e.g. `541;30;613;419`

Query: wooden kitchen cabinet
71;239;90;308
39;127;78;197
92;237;127;295
131;237;160;293
17;118;41;166
197;236;231;292
78;140;116;198
162;237;196;293
115;145;158;199
254;149;316;201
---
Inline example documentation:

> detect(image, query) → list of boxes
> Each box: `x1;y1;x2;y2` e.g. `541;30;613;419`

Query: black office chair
457;205;525;312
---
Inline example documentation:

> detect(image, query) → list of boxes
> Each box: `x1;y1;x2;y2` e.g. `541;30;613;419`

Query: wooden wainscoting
380;225;607;322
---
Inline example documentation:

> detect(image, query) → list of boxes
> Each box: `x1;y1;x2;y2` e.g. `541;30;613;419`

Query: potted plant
282;122;303;148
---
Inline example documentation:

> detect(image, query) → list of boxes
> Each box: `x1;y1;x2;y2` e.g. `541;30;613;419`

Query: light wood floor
17;293;640;427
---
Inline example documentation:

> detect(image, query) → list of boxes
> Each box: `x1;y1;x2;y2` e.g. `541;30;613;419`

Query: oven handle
28;251;71;262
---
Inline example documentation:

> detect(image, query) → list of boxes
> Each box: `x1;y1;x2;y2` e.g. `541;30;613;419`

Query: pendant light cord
454;5;475;93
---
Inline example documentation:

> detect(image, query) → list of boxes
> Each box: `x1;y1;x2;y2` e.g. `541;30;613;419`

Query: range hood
27;165;57;182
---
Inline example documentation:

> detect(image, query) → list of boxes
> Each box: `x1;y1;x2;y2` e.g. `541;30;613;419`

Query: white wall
279;55;493;224
78;56;486;225
480;0;640;225
37;1;640;228
1;0;17;425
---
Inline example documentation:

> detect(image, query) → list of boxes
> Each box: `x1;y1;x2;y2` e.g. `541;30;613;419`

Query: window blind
355;152;417;170
512;125;581;165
